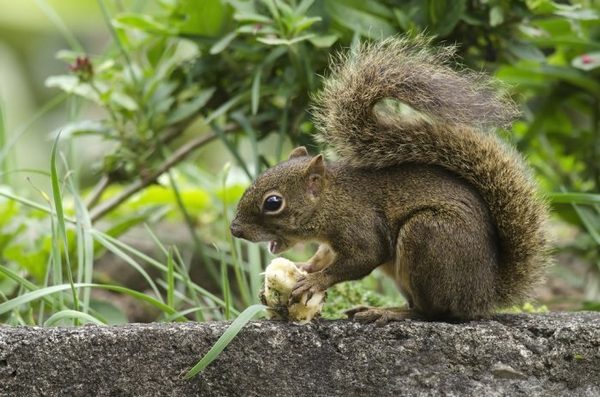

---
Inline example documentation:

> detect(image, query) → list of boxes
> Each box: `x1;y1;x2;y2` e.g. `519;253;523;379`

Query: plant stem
85;175;111;209
592;97;600;191
89;131;224;222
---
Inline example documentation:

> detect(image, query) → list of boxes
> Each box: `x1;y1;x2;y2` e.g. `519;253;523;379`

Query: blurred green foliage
0;0;599;325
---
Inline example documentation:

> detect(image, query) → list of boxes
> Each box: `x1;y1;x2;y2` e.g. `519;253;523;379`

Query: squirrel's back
312;37;550;307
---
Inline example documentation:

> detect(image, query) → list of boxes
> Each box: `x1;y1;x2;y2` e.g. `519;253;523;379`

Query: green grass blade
90;229;238;314
50;133;79;313
44;309;105;326
49;215;64;307
183;304;266;379
97;0;139;86
0;93;67;165
251;68;262;115
0;100;10;184
231;111;260;177
0;189;75;222
172;248;206;322
0;263;59;308
246;242;263;302
167;248;175;308
572;204;600;245
220;249;231;320
67;174;94;313
275;97;289;161
162;306;216;323
221;166;251;306
34;0;84;51
550;192;600;205
211;122;252;179
165;170;219;284
92;231;164;303
0;282;177;316
143;224;169;256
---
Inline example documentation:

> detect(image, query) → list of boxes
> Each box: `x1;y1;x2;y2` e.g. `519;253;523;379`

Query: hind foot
344;306;412;326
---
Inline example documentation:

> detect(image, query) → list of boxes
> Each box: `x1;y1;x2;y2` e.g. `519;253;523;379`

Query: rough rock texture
0;312;599;396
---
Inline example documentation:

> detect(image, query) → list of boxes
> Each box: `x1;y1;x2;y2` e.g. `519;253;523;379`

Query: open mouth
268;240;287;255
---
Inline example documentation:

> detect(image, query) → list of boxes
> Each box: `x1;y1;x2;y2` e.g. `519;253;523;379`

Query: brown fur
231;37;550;320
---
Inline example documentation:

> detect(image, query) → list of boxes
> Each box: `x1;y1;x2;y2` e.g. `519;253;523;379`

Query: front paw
290;272;329;303
296;262;315;273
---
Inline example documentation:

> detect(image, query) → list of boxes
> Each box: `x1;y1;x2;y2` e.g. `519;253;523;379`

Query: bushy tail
312;37;549;306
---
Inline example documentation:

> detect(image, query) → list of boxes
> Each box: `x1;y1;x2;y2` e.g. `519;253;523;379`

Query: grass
0;149;253;325
183;304;267;379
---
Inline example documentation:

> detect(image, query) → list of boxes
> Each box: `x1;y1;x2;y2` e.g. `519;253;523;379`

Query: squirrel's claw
347;307;412;326
344;305;373;318
290;273;327;303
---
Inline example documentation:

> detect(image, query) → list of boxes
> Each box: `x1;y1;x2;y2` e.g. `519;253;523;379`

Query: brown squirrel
230;37;550;323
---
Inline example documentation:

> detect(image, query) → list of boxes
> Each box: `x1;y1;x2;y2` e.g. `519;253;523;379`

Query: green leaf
167;88;216;124
113;14;175;34
308;34;338;48
51;120;108;138
110;92;139;111
233;12;272;24
554;5;599;20
183;304;266;379
525;0;556;14
262;0;280;20
178;0;230;36
4;245;48;282
251;69;262;115
506;41;546;62
45;76;100;103
210;32;238;54
256;34;315;46
393;8;415;30
296;0;316;15
498;63;600;95
427;0;466;37
489;6;504;27
325;0;395;39
294;16;322;33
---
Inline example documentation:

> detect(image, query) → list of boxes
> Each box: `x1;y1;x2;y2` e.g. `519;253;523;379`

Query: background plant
0;0;599;327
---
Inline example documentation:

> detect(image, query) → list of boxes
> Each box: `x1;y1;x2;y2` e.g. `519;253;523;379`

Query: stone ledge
1;312;599;396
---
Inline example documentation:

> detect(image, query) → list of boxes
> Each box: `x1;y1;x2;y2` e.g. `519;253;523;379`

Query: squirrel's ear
307;154;325;176
288;146;309;159
306;154;325;199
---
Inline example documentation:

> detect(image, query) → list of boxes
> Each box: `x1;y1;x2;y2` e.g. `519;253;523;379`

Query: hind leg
396;210;499;320
344;261;415;325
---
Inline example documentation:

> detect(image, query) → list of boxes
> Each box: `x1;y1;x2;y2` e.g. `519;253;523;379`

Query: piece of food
261;257;326;324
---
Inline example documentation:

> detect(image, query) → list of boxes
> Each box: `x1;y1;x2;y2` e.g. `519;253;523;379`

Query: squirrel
230;36;550;323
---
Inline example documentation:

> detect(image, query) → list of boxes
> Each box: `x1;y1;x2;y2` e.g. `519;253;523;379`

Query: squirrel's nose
230;222;245;239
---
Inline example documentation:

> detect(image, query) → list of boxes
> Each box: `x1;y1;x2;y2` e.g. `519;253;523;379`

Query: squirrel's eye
263;195;284;213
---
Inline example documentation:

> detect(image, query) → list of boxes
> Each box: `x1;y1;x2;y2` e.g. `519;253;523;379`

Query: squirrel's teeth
268;241;277;254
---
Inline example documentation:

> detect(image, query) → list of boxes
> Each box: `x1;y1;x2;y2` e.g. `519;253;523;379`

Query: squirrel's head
230;146;326;254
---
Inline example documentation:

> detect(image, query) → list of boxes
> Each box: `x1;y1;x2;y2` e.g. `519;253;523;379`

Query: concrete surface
1;312;599;396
